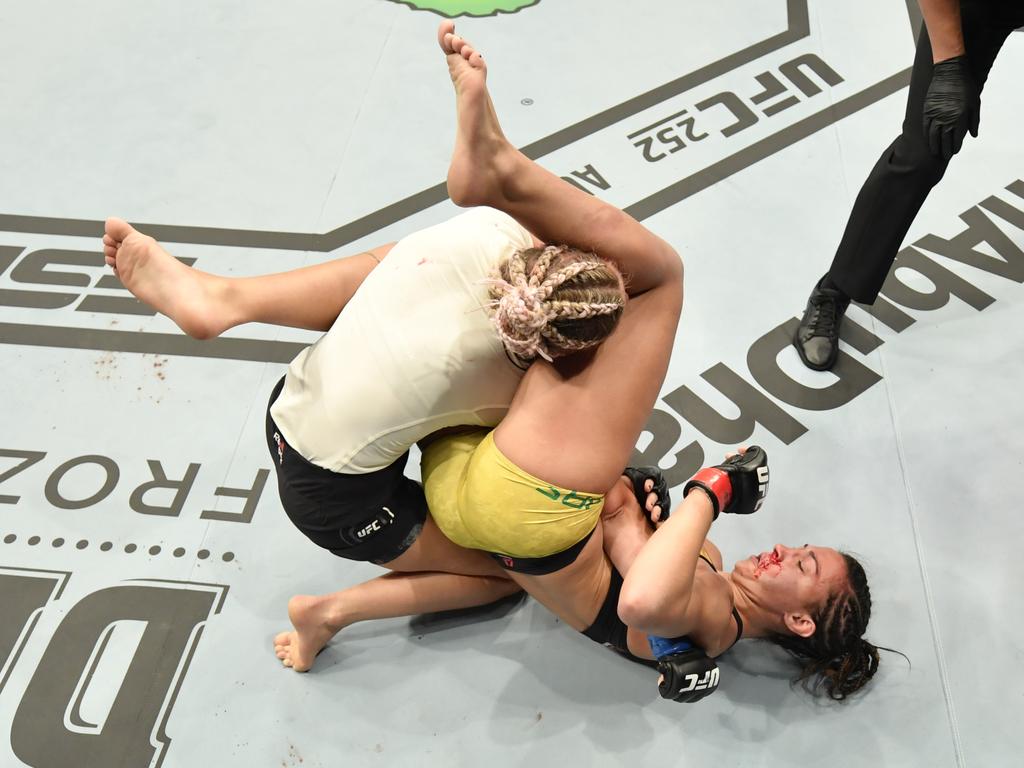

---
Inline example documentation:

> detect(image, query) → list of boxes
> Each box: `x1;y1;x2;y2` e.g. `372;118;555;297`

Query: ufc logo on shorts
753;465;769;512
679;667;720;694
273;432;285;465
356;507;395;539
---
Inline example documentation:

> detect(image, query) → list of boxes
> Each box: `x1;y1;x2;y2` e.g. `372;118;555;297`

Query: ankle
491;147;537;204
819;274;848;300
320;599;352;633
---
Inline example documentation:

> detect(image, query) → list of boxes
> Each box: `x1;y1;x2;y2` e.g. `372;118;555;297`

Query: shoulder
688;569;738;657
700;539;725;571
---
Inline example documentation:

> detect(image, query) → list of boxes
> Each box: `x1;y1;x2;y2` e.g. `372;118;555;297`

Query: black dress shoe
793;277;850;371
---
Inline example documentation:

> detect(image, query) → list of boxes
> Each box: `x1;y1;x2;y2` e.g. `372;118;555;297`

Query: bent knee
891;135;949;186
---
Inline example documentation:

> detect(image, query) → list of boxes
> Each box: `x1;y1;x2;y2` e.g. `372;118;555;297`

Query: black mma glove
922;55;980;161
683;446;768;519
648;635;720;704
622;466;672;527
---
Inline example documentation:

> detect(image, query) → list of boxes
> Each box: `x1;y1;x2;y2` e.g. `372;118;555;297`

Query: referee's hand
922;55;980;161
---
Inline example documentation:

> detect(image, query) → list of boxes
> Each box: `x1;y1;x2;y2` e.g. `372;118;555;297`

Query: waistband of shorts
487;525;596;575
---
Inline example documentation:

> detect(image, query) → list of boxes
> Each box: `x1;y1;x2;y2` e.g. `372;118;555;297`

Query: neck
724;571;785;640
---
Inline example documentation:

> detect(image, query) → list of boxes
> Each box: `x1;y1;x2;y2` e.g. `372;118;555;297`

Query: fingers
641;479;664;523
928;119;941;158
969;104;980;138
942;125;955;161
951;124;965;156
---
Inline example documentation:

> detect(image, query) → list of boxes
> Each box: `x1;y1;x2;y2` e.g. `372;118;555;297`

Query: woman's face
733;544;849;616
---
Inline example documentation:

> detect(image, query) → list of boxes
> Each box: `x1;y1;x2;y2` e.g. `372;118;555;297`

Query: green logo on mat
387;0;541;18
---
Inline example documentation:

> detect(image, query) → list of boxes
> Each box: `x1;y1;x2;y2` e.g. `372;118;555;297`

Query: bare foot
437;21;516;206
104;217;230;340
272;594;345;673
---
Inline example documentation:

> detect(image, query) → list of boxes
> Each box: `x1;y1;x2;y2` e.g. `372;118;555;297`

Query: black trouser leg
826;7;1013;304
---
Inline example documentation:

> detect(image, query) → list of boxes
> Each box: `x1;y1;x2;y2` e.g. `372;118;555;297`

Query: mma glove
683;446;768;519
622;466;672;527
922;55;980;161
648;635;720;704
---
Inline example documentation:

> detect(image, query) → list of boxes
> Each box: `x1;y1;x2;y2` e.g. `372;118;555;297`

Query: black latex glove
922;55;979;162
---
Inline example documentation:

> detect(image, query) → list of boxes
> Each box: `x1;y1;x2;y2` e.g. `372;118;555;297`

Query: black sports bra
698;550;744;651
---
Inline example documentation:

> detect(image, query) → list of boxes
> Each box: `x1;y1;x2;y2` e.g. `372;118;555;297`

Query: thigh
496;276;683;494
501;526;611;632
385;517;509;578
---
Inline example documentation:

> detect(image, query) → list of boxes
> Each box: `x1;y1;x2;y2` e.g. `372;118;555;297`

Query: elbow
618;584;674;634
618;577;691;636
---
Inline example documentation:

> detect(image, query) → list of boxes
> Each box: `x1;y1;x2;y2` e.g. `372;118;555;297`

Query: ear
783;611;816;639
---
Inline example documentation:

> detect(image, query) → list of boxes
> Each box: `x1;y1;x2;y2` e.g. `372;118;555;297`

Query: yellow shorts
421;428;604;560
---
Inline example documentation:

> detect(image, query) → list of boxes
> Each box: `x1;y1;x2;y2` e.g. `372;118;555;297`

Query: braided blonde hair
486;244;625;365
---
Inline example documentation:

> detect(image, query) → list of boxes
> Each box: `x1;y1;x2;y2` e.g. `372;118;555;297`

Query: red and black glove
683;446;768;519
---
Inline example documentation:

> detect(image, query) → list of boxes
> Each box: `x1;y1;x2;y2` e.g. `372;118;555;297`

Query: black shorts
265;377;427;564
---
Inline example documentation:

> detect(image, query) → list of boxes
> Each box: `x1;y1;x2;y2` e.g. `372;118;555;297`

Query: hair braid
486;244;626;364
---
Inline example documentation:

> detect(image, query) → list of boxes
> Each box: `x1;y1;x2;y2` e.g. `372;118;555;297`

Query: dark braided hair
768;552;881;700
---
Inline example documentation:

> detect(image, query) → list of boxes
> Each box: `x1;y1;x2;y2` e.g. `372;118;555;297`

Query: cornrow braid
486;244;626;365
768;553;883;701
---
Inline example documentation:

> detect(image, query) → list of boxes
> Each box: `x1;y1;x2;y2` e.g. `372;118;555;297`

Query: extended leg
439;22;678;295
273;570;520;672
103;217;393;337
438;23;684;494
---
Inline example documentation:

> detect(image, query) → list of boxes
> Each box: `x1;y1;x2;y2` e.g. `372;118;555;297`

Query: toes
437;20;456;52
104;216;134;242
